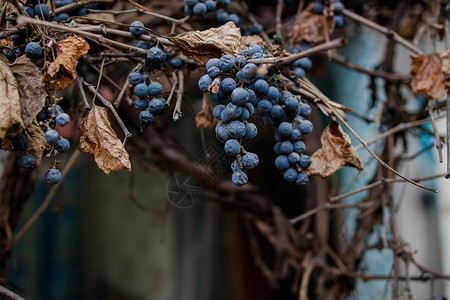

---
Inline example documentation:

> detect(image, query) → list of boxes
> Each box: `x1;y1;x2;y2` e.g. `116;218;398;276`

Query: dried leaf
9;56;46;126
77;13;118;28
289;3;335;44
26;120;46;166
43;35;90;90
172;22;242;65
305;121;363;178
195;94;218;129
79;105;131;174
0;60;24;140
410;54;447;99
241;35;265;49
440;49;450;79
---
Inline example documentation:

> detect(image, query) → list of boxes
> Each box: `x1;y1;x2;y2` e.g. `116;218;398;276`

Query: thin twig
275;0;283;37
427;99;443;162
76;76;90;110
328;173;445;203
82;79;132;139
165;71;178;107
446;93;450;178
342;8;423;55
0;285;25;300
173;69;184;121
16;16;149;54
299;79;438;193
354;115;446;151
13;150;81;245
248;38;347;66
299;252;314;300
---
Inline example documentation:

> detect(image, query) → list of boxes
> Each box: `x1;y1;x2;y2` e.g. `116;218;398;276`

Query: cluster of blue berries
198;44;313;186
312;0;345;28
17;105;71;184
289;46;313;79
184;0;230;19
128;71;166;125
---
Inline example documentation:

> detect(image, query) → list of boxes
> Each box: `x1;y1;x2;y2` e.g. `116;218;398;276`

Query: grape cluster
128;70;166;125
184;0;230;19
198;44;313;186
312;0;345;28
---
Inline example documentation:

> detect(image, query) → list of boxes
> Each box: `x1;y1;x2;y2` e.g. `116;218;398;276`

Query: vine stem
299;79;438;193
342;8;423;55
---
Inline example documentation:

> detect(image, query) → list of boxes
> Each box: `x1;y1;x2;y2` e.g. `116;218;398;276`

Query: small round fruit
46;168;62;184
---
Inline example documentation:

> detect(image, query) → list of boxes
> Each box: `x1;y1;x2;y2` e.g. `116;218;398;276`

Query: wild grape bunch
184;0;231;19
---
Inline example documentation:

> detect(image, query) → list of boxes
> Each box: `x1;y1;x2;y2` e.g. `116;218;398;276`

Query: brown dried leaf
0;60;24;140
43;35;90;90
195;94;218;129
241;35;265;49
172;22;242;65
410;54;447;99
26;120;46;166
305;121;363;178
79;105;131;174
289;3;335;44
440;49;450;79
9;56;46;126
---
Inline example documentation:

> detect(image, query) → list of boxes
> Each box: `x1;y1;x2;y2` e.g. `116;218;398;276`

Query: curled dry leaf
289;3;335;44
172;22;242;65
9;56;46;126
79;105;131;174
0;60;24;140
305;121;363;178
195;94;218;129
410;54;447;99
440;49;450;79
43;35;90;90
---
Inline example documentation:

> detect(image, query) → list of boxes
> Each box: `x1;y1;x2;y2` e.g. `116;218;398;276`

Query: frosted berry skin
134;99;148;111
128;72;144;85
46;168;62;184
55;113;70;127
146;47;166;68
224;139;241;156
241;153;259;169
198;74;213;92
170;57;183;69
283;168;298;182
12;134;29;151
25;42;43;58
296;172;309;185
148;98;165;114
139;111;155;124
55;138;70;153
275;155;290;170
129;21;145;36
45;129;60;144
232;170;248;186
20;154;37;169
34;4;51;20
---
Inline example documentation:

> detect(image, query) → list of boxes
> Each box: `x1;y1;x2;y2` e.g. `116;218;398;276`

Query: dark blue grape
224;139;241;156
242;153;259;169
275;155;290;170
46;168;62;184
134;99;148;110
232;170;248;186
55;138;70;153
20;154;36;169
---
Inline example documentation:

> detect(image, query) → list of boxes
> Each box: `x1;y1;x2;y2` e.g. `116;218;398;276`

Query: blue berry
185;0;198;6
24;6;35;17
184;5;194;15
239;108;250;121
293;141;306;154
148;98;165;114
296;172;309;185
274;142;282;155
207;66;221;78
334;2;344;13
244;123;258;139
217;0;230;6
299;155;311;169
257;100;272;115
250;24;263;35
46;168;62;184
128;72;144;85
216;123;230;142
242;63;258;80
254;79;269;94
225;102;242;119
284;97;299;112
312;2;324;13
221;78;237;94
235;55;247;67
134;83;149;98
12;134;29;151
283;168;297;182
224;139;241;156
231;88;249;105
170;57;183;69
293;67;305;78
130;21;145;36
213;104;225;119
55;13;70;21
280;141;294;154
140;110;155;124
219;55;235;72
298;120;313;134
251;52;264;59
335;15;344;27
227;120;246;138
55;113;70;127
248;44;264;56
148;82;163;97
227;14;240;25
288;152;300;165
275;155;290;170
3;50;16;61
205;0;216;11
147;47;166;66
232;170;248;186
206;58;220;71
270;105;284;120
137;41;150;49
216;9;228;22
245;103;255;115
198;74;213;92
20;154;36;169
34;4;51;20
193;2;207;16
55;138;70;153
267;87;279;100
279;91;293;104
299;103;312;117
25;42;43;58
291;129;302;141
242;153;259;169
231;160;241;172
45;129;59;144
134;99;148;110
278;122;294;138
293;58;312;70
